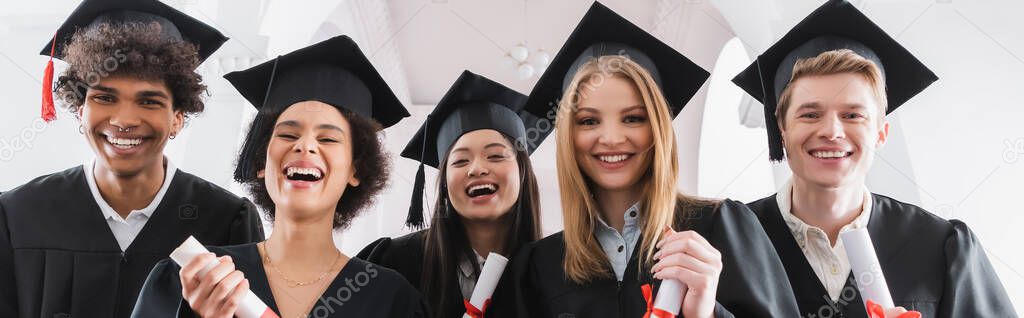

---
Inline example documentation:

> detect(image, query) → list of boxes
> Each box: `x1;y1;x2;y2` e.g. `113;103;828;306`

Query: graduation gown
510;199;800;318
748;193;1016;318
0;166;265;318
132;243;428;317
357;230;515;318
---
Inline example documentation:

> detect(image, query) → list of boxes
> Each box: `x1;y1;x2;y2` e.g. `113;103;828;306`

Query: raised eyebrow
793;102;823;112
451;143;508;154
137;90;170;100
844;103;869;111
274;120;301;129
90;85;117;94
576;107;599;114
620;105;645;113
486;143;508;148
315;124;345;134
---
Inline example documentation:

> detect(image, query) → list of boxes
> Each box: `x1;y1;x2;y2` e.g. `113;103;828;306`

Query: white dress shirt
458;251;488;300
84;158;177;252
594;201;642;281
776;179;872;302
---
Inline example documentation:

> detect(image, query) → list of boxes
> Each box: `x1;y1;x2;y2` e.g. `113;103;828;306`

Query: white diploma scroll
170;236;280;318
462;252;509;318
841;228;895;309
654;279;688;315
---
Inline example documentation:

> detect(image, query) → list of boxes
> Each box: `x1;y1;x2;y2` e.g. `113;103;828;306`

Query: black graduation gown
748;193;1017;318
510;199;800;318
0;166;266;318
132;243;429;317
357;230;514;318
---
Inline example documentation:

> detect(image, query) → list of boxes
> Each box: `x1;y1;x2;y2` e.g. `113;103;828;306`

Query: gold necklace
261;241;341;288
268;270;332;318
280;277;331;318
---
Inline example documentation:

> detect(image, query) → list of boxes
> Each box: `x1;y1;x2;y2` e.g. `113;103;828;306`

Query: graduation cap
402;70;546;228
227;35;410;182
523;1;709;119
39;0;228;122
731;0;937;161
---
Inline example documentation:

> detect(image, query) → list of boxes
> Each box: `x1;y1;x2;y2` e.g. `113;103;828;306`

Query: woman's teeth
106;136;143;149
811;151;851;159
286;167;323;180
467;183;497;197
468;184;496;192
598;154;630;163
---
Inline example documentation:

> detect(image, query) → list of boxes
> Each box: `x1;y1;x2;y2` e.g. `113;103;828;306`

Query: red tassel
41;33;57;122
866;300;885;318
463;298;491;318
866;299;922;318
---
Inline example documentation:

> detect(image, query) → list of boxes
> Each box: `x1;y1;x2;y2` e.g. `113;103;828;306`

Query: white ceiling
387;0;659;104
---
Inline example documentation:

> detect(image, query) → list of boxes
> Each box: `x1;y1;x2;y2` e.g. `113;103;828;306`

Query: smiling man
732;1;1014;317
0;0;264;317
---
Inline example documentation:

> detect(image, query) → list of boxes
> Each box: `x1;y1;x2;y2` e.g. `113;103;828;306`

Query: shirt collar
458;251;487;279
775;178;872;245
595;201;642;234
84;157;177;221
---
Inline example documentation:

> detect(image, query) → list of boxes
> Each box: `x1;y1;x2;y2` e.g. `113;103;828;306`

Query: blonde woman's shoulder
673;195;763;231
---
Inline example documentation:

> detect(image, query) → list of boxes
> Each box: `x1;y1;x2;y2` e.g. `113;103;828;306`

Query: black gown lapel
623;229;659;316
866;194;908;273
123;172;185;256
73;166;125;252
444;264;465;318
237;244;281;315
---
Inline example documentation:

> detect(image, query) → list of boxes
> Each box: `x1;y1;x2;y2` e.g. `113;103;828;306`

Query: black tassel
766;105;786;162
754;58;786;162
406;162;426;229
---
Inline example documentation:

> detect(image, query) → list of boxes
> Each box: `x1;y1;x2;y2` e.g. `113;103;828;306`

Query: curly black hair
54;21;206;117
235;106;391;229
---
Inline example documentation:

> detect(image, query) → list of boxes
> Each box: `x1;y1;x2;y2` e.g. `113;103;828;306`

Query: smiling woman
357;71;545;318
240;101;389;229
509;3;801;318
132;35;428;318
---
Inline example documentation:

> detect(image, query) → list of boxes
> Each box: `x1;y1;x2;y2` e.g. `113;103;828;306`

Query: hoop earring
169;134;177;140
78;125;84;134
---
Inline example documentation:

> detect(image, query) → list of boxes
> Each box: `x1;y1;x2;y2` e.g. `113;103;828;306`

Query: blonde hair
555;55;709;284
777;49;887;128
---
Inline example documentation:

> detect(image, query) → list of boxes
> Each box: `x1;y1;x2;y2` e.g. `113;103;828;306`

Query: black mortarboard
42;0;227;61
523;1;709;119
224;35;409;128
401;70;546;228
39;0;228;121
731;0;937;161
228;35;410;183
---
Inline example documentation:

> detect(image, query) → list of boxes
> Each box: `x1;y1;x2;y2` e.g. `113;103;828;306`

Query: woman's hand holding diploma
651;227;722;318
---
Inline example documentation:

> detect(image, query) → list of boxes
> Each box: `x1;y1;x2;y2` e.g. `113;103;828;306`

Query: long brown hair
421;133;541;317
556;55;711;284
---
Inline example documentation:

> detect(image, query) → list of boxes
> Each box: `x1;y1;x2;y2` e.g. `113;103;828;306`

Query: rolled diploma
462;253;509;318
840;228;895;309
654;279;688;315
170;236;280;318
